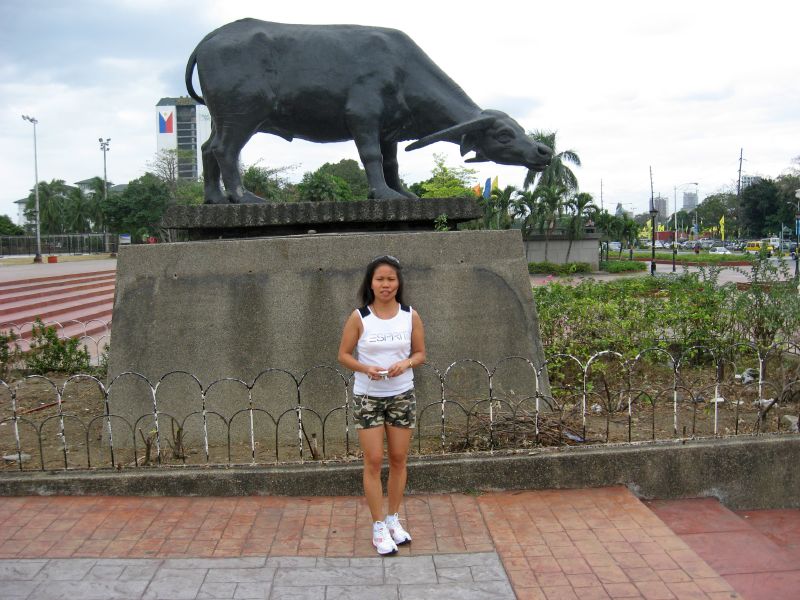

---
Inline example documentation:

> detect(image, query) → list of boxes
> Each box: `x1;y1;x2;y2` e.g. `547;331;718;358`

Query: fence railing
0;234;117;256
0;319;110;362
1;343;798;472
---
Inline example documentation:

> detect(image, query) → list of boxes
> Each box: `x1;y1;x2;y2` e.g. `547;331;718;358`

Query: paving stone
30;579;150;599
0;560;47;580
1;579;39;598
265;557;317;568
95;558;164;567
436;566;473;582
314;557;350;567
162;557;266;569
35;558;97;580
86;564;125;580
268;586;325;599
325;584;399;599
120;563;162;581
145;567;207;599
432;552;503;568
197;581;237;599
273;566;384;587
384;555;437;584
398;580;515;599
204;567;275;582
470;563;507;581
348;557;383;568
233;581;271;599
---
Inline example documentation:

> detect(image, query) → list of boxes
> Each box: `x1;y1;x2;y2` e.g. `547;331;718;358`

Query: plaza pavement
2;487;798;599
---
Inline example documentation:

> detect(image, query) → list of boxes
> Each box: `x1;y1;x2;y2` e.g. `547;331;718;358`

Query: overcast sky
1;0;798;222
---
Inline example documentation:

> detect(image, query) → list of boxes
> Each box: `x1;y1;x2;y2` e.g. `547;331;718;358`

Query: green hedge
528;262;592;275
600;260;647;273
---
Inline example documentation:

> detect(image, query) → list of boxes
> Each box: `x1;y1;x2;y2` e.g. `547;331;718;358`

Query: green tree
0;215;24;235
486;185;518;229
147;148;199;204
317;159;369;199
297;171;353;202
523;130;581;192
102;173;171;239
25;179;71;234
421;154;476;198
63;187;93;233
512;189;541;260
242;163;298;201
620;216;640;259
564;192;597;262
534;184;566;262
741;179;780;237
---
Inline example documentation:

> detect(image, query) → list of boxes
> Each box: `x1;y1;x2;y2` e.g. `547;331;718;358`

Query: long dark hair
358;255;405;306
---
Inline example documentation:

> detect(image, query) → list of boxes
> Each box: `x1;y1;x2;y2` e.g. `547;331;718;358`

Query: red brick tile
527;556;563;573
540;585;578;599
664;581;707;599
567;572;602;588
603;582;641;598
514;587;548;600
633;580;675;600
508;568;541;588
535;571;571;587
557;557;592;575
592;565;630;584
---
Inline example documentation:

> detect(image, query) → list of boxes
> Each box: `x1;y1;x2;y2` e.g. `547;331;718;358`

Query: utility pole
21;115;42;263
737;148;744;198
99;138;110;252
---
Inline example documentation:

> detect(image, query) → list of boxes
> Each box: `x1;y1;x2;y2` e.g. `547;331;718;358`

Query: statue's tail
185;48;205;105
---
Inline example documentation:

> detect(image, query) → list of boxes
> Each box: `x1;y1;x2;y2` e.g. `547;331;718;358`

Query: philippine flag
159;111;174;134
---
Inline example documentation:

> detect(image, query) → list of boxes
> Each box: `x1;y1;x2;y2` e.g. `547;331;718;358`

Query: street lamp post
21;114;42;263
99;138;110;252
672;182;698;272
650;205;658;276
791;189;800;279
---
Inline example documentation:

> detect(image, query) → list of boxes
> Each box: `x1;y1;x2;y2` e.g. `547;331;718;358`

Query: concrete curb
1;435;797;510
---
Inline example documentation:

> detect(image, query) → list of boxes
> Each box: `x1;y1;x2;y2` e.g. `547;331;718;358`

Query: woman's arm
387;309;426;377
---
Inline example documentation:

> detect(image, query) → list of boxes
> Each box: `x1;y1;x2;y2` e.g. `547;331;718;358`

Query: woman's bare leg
358;426;386;521
385;424;412;515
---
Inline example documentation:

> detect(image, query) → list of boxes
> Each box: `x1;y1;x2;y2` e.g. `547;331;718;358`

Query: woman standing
338;255;426;555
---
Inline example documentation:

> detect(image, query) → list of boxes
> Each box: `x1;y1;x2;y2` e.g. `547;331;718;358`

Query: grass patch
600;260;647;273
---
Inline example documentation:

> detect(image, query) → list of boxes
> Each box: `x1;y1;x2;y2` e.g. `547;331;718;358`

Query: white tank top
353;304;414;397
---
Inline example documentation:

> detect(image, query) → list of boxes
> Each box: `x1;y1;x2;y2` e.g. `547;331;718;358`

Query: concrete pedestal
107;230;547;448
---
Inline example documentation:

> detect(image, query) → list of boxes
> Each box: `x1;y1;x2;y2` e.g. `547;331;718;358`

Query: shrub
528;262;591;275
0;330;20;381
24;318;91;375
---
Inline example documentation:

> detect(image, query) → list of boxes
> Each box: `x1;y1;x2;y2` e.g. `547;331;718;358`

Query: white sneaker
372;521;398;555
385;513;412;545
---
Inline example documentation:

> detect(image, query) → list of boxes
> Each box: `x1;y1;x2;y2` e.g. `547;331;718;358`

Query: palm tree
64;187;93;233
564;192;598;262
512;190;540;260
621;216;640;259
488;185;518;229
523;130;581;192
535;184;566;262
25;179;71;234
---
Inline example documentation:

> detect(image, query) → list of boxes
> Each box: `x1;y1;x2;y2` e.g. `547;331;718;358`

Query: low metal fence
1;343;798;472
0;319;110;363
0;234;117;256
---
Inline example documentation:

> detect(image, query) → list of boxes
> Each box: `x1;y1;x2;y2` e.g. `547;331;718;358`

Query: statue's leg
201;126;226;204
381;141;418;199
345;99;405;200
210;119;265;204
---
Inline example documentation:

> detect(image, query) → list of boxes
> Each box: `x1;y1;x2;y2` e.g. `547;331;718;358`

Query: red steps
0;269;115;356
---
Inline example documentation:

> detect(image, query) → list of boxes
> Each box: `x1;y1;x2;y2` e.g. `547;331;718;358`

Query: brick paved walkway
0;487;758;599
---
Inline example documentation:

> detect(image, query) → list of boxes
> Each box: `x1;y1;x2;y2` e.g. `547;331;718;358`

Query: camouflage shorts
353;388;416;430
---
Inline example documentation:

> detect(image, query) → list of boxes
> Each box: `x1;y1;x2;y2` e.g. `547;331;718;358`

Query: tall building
740;175;762;190
652;195;668;221
156;97;211;181
682;191;698;211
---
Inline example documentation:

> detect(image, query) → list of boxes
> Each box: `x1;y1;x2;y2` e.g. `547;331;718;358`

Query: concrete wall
1;436;796;510
107;230;548;445
523;234;601;269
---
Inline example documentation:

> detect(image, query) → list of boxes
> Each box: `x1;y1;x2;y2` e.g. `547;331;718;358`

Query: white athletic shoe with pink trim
385;513;412;545
372;521;398;555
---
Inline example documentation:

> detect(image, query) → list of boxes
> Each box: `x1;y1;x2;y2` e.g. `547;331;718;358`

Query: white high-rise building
156;97;211;181
682;191;698;211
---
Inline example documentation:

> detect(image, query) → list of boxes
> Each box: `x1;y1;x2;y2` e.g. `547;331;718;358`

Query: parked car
710;246;731;255
608;241;622;252
745;240;774;257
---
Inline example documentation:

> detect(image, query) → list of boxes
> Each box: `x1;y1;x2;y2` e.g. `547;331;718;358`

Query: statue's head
406;110;552;173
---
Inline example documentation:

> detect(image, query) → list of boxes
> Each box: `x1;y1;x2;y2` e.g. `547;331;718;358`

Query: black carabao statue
186;19;552;204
